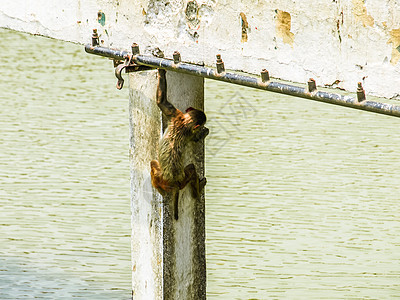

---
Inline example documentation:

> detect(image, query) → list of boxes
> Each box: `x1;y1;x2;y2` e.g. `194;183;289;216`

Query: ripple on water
1;28;400;299
0;29;131;299
205;79;400;299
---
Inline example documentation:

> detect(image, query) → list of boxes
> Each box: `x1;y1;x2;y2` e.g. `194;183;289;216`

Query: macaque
150;69;208;220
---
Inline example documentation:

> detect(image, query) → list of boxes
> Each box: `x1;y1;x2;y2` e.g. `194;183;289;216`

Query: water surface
205;77;400;299
0;29;131;299
1;28;400;299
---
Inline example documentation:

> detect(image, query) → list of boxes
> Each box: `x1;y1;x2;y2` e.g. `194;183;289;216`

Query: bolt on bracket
216;54;225;73
261;69;270;83
92;29;99;47
357;82;366;102
308;78;317;93
173;51;181;64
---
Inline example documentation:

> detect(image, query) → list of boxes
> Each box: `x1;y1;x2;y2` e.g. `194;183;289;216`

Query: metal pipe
85;44;130;60
85;44;400;118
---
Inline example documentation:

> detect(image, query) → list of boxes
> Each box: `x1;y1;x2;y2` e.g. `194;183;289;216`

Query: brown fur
150;69;208;220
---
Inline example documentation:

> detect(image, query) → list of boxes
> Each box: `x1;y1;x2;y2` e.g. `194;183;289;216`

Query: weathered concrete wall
129;70;163;299
1;0;399;99
129;70;205;299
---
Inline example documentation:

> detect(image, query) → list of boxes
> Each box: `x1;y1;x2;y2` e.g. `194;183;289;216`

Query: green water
0;29;131;299
1;28;400;299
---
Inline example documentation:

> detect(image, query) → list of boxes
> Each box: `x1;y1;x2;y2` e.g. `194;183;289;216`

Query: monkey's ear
186;107;195;112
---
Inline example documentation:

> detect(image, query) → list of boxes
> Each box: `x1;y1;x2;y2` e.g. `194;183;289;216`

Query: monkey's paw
199;178;207;191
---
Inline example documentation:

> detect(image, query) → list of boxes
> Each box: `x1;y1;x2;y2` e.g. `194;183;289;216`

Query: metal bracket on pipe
114;57;153;90
86;35;154;89
114;58;130;90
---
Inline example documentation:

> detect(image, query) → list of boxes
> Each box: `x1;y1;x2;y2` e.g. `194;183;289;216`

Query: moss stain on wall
388;29;400;65
275;9;294;45
240;12;248;43
352;0;374;27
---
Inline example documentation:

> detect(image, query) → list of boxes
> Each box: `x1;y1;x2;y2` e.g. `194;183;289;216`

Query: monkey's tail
174;190;179;220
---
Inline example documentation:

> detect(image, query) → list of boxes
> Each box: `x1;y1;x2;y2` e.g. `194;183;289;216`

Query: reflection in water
1;28;400;299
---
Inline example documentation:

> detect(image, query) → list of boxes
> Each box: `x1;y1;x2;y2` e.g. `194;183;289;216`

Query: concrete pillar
129;70;206;300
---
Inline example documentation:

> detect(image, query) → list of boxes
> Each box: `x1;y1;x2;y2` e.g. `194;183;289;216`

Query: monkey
150;69;209;220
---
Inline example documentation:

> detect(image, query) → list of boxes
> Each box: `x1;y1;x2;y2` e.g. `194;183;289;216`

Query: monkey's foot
199;177;207;192
190;177;206;198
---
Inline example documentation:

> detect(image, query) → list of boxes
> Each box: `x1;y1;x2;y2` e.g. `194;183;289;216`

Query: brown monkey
150;69;208;220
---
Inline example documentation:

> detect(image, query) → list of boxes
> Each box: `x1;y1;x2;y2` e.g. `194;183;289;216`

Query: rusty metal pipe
85;44;400;118
85;44;130;60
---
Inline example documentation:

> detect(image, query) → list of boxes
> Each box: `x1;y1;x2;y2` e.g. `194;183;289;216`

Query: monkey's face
185;108;206;133
191;122;204;135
